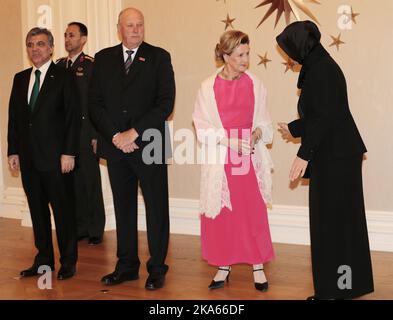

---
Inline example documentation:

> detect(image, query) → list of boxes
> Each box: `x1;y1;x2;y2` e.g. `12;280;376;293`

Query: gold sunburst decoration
255;0;321;28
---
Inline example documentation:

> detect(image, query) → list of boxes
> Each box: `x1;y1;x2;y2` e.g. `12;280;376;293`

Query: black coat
7;62;80;171
287;44;366;162
88;42;176;161
57;52;97;150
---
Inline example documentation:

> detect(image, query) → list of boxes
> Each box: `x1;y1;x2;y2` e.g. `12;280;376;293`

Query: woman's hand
221;137;251;155
278;122;293;141
289;156;308;181
251;128;262;150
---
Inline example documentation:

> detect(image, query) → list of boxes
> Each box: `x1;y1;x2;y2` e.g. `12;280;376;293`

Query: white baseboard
1;188;393;252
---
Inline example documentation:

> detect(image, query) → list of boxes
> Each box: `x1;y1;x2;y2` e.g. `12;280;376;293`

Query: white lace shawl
192;70;274;219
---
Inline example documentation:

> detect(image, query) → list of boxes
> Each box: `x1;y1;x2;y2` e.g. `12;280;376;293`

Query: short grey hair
117;7;144;24
26;27;54;47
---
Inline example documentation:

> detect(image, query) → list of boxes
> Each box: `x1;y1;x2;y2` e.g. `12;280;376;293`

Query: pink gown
201;73;275;266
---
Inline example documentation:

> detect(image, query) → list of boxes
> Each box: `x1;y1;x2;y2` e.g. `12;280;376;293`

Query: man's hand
61;155;75;174
91;139;98;154
278;122;294;141
289;156;308;182
121;142;140;154
112;128;139;151
8;155;20;171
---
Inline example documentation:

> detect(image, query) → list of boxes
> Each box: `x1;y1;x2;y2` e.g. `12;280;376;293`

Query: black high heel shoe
208;267;231;290
253;268;268;292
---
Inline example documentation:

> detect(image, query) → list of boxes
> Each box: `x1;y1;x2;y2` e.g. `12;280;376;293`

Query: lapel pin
139;57;146;62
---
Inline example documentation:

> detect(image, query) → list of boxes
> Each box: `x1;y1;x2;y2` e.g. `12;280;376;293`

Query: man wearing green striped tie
7;27;80;281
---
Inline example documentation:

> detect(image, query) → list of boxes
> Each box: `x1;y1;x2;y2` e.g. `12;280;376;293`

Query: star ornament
282;58;296;73
222;14;236;30
351;6;360;24
329;33;345;51
255;0;321;28
258;52;272;69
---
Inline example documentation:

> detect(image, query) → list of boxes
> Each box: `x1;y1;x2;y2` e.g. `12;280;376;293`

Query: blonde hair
215;30;250;64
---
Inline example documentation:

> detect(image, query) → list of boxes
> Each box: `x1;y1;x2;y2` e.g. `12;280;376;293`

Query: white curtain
21;0;122;67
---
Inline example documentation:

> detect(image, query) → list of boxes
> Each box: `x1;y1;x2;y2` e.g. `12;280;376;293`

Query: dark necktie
29;69;41;111
125;50;134;74
67;59;73;69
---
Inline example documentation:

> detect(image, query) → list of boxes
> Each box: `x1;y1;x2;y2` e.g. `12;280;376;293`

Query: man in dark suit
57;22;106;245
89;7;175;290
7;27;80;280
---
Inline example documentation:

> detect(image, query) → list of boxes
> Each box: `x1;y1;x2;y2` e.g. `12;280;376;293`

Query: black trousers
74;148;106;238
21;167;77;268
309;154;374;299
107;155;169;275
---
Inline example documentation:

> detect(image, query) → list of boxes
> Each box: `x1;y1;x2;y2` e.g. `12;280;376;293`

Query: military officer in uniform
57;22;105;245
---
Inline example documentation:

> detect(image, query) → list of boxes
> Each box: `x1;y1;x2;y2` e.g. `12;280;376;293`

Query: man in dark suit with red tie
7;27;80;280
89;7;175;290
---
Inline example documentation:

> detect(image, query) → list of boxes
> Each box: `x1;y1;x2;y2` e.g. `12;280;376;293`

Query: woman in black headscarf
276;21;374;300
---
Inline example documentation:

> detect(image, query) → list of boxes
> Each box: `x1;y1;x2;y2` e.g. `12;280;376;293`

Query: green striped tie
29;69;41;111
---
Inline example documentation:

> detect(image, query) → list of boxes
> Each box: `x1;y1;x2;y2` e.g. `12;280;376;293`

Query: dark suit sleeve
288;118;305;138
63;71;81;156
84;62;98;140
297;65;337;161
133;50;175;135
88;54;119;142
7;75;19;156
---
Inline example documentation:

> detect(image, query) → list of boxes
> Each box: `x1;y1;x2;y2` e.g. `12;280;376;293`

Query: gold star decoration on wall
222;14;236;30
282;58;296;73
351;6;360;24
258;52;272;69
255;0;320;28
329;33;345;51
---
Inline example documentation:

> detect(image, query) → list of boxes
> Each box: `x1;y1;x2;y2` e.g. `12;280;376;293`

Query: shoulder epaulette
56;57;67;64
84;55;94;62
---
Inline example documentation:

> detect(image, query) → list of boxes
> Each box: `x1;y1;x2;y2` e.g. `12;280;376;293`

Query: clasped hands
112;128;139;153
277;122;308;182
221;128;262;155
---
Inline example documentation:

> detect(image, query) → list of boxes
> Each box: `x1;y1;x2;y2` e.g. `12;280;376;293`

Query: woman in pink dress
193;31;274;291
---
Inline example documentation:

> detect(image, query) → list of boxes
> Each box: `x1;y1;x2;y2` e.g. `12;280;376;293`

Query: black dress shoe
306;295;341;300
208;267;231;290
88;236;103;245
20;265;54;277
253;268;268;292
57;265;76;280
145;273;166;290
101;270;139;286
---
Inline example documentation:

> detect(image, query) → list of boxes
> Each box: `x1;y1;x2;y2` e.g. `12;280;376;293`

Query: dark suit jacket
88;42;175;161
288;45;367;162
7;62;80;171
57;52;98;150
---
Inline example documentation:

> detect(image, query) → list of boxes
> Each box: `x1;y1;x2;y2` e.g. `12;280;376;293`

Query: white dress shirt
67;51;83;68
112;46;140;139
27;59;52;104
122;44;139;63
